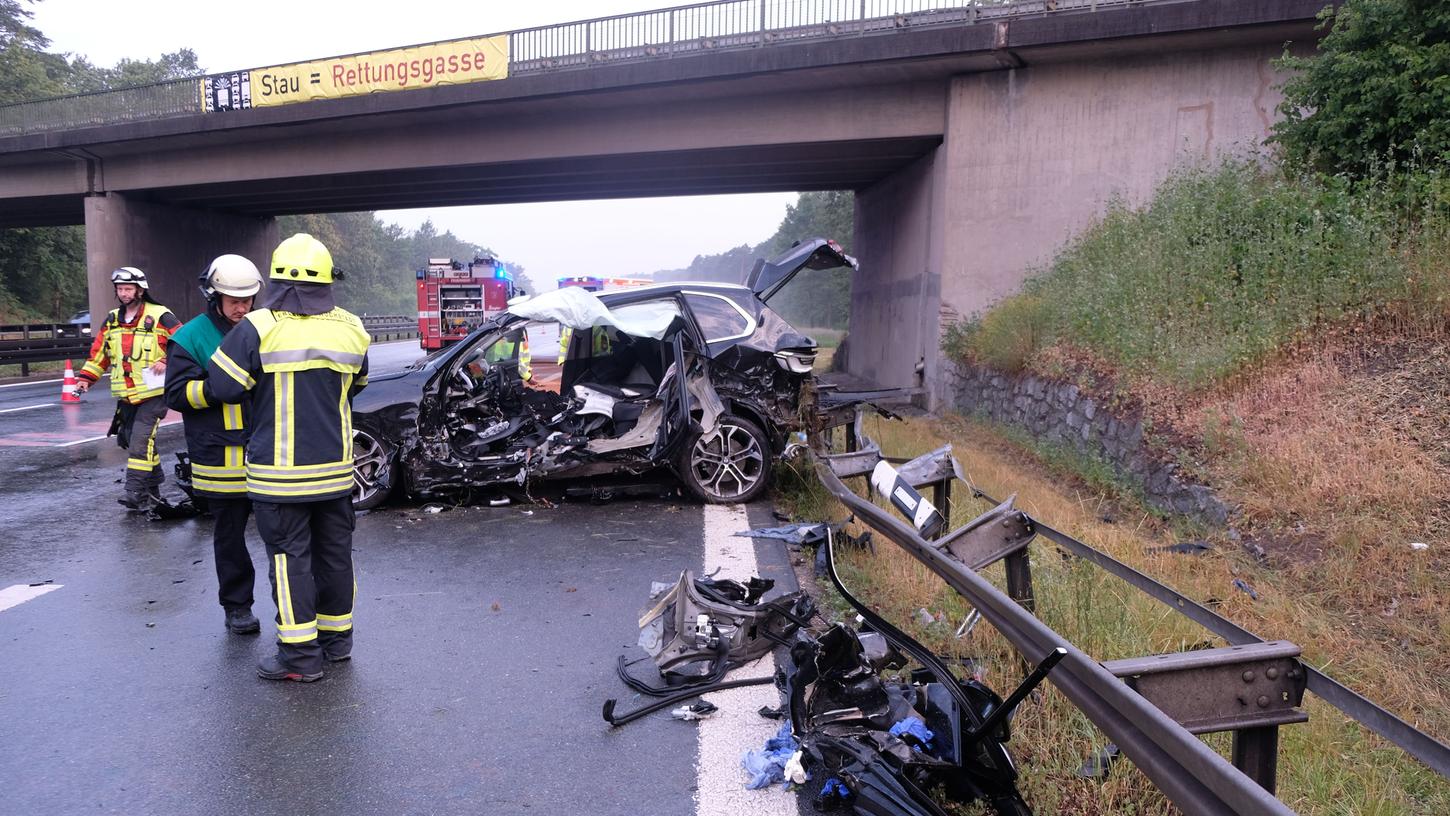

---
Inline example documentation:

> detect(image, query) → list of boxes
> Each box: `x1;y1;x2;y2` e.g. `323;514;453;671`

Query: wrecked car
349;238;857;508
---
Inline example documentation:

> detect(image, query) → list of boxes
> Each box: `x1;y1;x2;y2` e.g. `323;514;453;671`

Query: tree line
652;190;855;330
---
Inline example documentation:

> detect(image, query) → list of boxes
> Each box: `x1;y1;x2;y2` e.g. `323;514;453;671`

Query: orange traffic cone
61;359;81;403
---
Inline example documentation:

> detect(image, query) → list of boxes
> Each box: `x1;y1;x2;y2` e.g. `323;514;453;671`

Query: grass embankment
774;161;1450;812
942;162;1450;695
776;414;1450;814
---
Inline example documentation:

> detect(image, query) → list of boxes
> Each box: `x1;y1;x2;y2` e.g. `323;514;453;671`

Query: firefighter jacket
207;307;370;503
164;310;249;498
79;301;181;403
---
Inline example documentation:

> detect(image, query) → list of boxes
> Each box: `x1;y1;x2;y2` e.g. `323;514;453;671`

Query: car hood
353;366;428;415
745;238;857;302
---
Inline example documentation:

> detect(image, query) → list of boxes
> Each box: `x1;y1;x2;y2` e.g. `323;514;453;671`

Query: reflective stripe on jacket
164;311;249;498
206;307;370;503
79;302;180;403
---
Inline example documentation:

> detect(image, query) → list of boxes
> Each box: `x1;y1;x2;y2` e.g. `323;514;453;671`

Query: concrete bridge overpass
0;0;1330;398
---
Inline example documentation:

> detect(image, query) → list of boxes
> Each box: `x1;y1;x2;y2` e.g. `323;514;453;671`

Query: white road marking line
57;434;109;447
0;373;109;391
696;503;798;816
0;403;54;414
0;583;63;612
55;417;181;447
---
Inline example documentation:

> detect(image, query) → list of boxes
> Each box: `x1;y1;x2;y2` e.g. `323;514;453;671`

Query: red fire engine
416;256;517;350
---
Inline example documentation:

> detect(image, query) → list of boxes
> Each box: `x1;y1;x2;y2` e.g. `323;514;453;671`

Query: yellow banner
205;35;509;111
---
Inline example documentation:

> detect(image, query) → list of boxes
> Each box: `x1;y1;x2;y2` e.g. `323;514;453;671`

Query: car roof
596;281;751;300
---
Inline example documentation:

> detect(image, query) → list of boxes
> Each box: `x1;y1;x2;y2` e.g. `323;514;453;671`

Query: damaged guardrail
809;410;1450;814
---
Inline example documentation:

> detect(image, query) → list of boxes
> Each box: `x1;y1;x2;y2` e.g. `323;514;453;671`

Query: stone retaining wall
941;360;1230;527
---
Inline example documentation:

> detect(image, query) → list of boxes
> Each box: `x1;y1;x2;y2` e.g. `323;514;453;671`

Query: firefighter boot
257;654;323;683
225;607;260;634
320;631;352;663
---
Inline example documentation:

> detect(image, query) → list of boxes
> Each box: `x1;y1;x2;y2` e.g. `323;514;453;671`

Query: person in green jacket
165;255;265;635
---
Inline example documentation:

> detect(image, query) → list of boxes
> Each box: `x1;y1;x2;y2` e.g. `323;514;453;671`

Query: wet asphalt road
0;341;798;816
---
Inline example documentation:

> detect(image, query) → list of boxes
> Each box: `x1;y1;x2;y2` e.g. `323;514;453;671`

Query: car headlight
773;350;816;374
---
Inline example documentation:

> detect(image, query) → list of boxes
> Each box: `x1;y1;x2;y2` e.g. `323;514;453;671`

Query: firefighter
207;234;370;682
75;267;182;511
164;255;265;635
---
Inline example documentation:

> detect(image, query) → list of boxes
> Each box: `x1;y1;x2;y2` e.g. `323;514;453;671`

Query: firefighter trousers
121;397;167;501
254;496;356;673
209;496;256;611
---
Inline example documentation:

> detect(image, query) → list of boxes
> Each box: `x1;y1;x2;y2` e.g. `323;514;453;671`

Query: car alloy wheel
352;428;393;509
688;421;766;502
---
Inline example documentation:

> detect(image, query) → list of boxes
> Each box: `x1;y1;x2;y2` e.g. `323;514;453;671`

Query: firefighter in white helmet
76;267;182;511
164;255;266;635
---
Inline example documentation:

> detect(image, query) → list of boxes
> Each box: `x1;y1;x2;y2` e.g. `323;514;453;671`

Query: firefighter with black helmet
164;255;266;635
76;267;182;511
207;234;370;682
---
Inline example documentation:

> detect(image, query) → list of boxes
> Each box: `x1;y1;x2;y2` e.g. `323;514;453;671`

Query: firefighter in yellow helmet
75;267;182;511
207;234;371;682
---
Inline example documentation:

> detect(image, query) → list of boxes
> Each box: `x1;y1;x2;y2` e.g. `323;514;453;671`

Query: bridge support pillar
84;193;277;330
849;150;942;399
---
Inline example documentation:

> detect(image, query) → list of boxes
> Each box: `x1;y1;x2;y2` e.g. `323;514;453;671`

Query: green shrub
945;160;1443;387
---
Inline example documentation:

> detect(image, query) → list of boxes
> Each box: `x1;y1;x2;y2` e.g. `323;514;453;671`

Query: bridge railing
0;0;1150;138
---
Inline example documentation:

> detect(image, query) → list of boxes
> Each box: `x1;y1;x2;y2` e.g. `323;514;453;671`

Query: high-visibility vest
79;301;179;403
207;307;371;503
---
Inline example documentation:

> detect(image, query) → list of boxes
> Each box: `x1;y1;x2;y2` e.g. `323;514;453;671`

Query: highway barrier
811;408;1450;814
0;316;416;376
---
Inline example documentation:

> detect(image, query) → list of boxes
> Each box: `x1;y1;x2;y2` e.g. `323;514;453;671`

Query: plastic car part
632;571;814;685
781;531;1063;816
602;674;775;728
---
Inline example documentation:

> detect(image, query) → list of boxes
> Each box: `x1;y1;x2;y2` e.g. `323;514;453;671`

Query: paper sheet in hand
142;368;166;390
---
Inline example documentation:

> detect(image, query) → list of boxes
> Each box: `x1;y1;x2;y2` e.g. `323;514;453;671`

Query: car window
684;293;752;343
608;298;681;331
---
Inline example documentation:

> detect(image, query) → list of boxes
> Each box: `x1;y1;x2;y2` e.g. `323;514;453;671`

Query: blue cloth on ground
741;722;799;789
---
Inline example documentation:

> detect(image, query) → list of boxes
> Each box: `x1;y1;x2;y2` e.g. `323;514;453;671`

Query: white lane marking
696;503;798;816
0;403;54;414
55;418;180;447
0;583;63;612
0;373;109;391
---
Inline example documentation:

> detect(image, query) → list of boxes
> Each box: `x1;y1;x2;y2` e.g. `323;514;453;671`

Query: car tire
352;427;396;511
676;414;772;504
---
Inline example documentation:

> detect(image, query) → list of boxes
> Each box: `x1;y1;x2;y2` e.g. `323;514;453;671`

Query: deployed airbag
508;286;678;339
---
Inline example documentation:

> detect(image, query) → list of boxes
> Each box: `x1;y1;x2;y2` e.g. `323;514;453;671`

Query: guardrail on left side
359;314;418;342
0;323;90;375
0;316;418;376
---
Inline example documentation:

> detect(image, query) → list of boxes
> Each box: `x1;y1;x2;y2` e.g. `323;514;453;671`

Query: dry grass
782;412;1450;815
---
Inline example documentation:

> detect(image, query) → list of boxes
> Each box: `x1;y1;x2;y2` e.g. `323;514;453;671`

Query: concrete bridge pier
85;194;277;329
849;151;943;398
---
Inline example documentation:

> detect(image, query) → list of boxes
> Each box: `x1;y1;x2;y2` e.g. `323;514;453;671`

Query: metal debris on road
669;701;719;721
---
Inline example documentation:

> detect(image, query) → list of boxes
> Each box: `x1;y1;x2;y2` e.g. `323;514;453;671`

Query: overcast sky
30;0;798;287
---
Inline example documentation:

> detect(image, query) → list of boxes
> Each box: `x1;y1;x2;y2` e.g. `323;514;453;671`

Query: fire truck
417;256;517;350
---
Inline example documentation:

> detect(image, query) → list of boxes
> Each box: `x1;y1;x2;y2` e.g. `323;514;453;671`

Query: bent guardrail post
973;487;1450;781
1102;641;1309;795
812;452;1298;816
